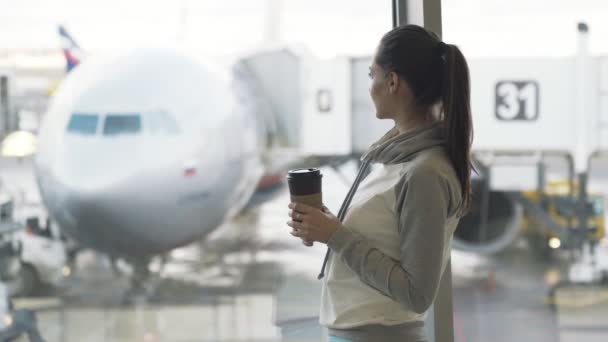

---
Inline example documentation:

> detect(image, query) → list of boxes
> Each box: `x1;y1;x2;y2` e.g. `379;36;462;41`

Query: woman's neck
394;110;437;134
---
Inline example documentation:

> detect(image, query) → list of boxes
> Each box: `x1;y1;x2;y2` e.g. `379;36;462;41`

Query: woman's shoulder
402;147;462;200
399;147;455;179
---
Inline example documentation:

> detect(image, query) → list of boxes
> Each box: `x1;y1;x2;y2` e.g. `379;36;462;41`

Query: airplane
34;27;309;287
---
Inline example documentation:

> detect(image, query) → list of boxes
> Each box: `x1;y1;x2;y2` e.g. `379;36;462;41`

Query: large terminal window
66;113;99;135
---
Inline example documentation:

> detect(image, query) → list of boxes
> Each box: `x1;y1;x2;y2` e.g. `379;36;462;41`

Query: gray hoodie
319;121;463;330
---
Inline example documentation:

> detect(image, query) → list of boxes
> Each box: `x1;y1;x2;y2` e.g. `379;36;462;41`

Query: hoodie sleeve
326;167;454;314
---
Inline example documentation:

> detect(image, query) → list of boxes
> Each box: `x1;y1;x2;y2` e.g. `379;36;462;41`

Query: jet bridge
236;48;392;158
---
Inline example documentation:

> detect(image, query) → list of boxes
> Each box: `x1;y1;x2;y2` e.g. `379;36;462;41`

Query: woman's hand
287;203;342;244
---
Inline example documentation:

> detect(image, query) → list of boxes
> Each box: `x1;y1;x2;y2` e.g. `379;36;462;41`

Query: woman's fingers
288;202;314;214
287;205;316;245
290;229;308;239
287;219;310;230
288;210;307;221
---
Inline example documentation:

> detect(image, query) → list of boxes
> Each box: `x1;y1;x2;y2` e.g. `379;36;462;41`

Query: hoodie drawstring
317;159;372;280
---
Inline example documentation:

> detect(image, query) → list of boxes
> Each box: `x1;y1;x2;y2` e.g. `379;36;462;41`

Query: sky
2;0;608;60
0;0;390;58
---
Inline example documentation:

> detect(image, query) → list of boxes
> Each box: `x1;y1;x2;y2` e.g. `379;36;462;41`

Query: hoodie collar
361;121;445;164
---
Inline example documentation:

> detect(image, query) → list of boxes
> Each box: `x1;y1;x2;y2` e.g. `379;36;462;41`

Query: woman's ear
388;71;400;94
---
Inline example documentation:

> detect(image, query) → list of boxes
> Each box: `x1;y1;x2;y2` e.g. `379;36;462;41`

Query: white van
12;217;67;296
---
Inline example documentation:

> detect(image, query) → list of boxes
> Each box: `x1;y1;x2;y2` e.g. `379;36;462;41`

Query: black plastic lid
287;168;322;179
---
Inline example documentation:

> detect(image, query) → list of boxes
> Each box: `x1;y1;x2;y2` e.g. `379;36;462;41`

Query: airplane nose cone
46;138;165;255
54;137;144;192
56;185;174;256
47;163;206;257
43;137;213;257
58;190;126;253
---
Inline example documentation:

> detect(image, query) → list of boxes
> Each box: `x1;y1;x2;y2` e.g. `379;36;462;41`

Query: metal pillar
392;1;453;341
0;76;10;138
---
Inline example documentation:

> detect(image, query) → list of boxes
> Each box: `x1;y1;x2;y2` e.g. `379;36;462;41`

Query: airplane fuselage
35;48;265;257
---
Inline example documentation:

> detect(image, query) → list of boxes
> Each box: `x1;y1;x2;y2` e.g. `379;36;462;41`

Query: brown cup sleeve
290;193;323;210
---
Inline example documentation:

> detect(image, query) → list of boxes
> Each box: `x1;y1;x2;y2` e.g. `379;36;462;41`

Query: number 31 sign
495;81;539;121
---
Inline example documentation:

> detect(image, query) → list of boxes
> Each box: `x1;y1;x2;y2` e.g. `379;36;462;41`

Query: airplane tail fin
58;25;82;72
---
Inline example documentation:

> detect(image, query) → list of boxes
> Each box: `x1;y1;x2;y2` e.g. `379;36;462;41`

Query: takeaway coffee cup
286;168;323;210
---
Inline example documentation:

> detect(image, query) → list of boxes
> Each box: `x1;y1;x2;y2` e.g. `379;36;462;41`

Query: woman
287;24;473;342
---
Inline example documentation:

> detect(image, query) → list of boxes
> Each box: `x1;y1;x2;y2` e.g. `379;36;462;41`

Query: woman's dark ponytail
376;25;475;217
442;44;474;217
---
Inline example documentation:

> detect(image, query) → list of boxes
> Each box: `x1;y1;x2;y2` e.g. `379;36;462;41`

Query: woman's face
368;60;391;119
369;54;415;121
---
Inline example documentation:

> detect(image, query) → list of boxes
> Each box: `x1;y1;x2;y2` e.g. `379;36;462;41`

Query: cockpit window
159;111;180;134
67;113;99;135
103;114;141;136
145;110;180;135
